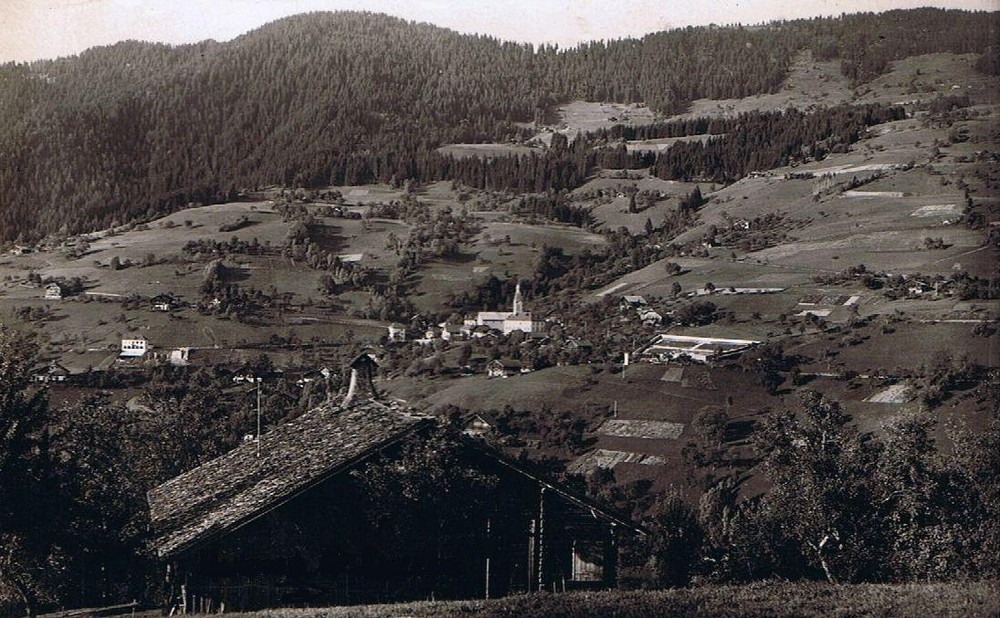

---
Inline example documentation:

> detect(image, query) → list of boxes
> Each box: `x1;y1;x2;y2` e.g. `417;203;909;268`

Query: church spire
512;282;523;315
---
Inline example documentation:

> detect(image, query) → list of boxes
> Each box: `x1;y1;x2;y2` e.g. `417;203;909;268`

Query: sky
1;0;997;63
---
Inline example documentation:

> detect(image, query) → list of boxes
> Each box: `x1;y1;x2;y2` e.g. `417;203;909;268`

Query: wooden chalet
147;398;642;612
487;358;526;378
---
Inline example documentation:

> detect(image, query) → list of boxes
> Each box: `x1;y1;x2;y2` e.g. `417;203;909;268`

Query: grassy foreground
234;580;999;618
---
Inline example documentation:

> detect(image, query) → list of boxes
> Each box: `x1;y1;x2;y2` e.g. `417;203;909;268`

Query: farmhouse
147;396;641;611
119;336;148;358
642;334;761;363
620;295;647;310
44;282;65;300
487;358;527;378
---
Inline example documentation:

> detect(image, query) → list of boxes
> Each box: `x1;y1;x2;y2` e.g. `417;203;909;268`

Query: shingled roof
147;400;433;557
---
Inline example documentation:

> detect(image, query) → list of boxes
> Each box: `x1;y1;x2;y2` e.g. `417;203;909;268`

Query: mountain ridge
0;8;996;243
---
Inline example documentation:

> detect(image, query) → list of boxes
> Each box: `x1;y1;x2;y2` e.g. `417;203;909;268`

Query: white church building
466;283;543;335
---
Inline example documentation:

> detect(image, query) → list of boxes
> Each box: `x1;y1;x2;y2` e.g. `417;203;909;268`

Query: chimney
342;352;380;407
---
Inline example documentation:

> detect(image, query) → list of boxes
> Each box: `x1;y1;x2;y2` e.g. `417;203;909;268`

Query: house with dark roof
487;358;526;378
34;360;72;383
147;397;642;612
44;282;65;300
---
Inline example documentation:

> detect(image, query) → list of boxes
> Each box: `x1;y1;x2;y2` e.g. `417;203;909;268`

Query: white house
44;283;64;300
639;309;663;326
387;323;407;342
169;347;191;366
120;337;148;358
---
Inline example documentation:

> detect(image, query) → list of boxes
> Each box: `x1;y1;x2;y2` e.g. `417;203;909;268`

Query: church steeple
512;282;523;315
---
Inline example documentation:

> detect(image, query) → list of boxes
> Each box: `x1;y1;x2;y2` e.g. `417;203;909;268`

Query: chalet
487;358;526;378
620;295;647;310
387;323;407;343
231;364;283;384
119;336;148;358
471;325;494;339
296;367;332;387
463;413;493;438
441;324;465;341
44;282;65;300
151;294;176;312
147;396;641;611
439;364;474;378
424;326;442;340
34;361;71;383
563;339;594;353
9;244;33;256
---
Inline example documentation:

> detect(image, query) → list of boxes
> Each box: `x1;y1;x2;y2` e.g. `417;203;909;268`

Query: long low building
641;334;762;363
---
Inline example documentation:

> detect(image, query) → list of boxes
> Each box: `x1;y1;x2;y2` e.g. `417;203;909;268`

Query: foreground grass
234;580;999;618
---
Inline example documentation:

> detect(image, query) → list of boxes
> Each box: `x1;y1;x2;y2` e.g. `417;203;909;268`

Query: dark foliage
0;10;993;242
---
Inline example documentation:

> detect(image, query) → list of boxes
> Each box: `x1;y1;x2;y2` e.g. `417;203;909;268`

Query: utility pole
256;377;262;458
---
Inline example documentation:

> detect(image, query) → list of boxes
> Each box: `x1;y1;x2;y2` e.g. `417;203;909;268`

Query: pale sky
1;0;997;63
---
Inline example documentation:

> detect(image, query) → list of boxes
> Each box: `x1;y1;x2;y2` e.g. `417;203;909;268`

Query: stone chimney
342;352;379;407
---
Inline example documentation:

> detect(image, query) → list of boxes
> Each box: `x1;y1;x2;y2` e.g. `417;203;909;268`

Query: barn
147;398;642;612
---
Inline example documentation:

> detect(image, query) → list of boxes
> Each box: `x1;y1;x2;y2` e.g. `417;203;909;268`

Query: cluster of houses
388;283;547;345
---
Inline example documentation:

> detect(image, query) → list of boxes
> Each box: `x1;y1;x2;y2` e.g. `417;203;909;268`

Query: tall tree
749;392;881;583
0;327;60;617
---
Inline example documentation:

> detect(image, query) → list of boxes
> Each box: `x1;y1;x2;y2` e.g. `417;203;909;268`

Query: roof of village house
147;400;434;557
488;358;523;370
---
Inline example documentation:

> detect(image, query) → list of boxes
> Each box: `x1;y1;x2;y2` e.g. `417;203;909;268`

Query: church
468;283;544;335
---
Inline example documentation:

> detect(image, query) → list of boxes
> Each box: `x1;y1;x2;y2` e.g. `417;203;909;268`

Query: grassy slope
228;581;999;618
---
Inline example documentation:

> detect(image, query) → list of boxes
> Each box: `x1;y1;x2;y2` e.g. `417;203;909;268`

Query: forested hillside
0;8;996;242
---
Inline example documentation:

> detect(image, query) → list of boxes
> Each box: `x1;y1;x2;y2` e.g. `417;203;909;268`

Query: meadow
220;580;999;618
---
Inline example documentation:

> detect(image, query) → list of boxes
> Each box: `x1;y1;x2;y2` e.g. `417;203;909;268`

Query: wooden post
484;518;491;599
537;487;546;591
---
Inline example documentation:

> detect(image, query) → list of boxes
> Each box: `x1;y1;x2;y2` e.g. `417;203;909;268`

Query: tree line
1;9;996;242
